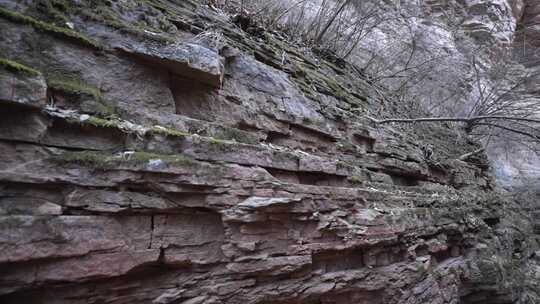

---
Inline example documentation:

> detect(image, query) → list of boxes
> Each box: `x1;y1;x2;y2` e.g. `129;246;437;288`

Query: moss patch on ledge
0;7;101;49
151;126;191;138
347;175;362;185
47;78;116;115
48;78;101;98
79;116;120;129
0;58;41;77
65;0;179;45
56;150;196;169
79;9;174;44
213;127;260;145
59;113;259;154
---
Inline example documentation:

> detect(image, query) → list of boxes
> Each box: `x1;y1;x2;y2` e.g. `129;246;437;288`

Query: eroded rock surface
0;1;538;303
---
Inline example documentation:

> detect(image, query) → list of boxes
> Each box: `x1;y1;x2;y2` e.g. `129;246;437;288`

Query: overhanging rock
118;42;224;88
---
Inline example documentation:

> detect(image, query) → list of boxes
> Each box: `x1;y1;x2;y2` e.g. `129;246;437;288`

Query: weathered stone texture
0;1;538;303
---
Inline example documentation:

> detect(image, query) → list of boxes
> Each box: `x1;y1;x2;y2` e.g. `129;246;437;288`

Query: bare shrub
219;0;402;58
214;0;539;170
370;47;540;161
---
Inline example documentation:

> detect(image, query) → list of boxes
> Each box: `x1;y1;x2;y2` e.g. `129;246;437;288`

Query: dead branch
368;116;540;125
458;148;485;161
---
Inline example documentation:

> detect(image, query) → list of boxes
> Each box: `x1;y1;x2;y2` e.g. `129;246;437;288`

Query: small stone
37;202;62;215
147;159;166;169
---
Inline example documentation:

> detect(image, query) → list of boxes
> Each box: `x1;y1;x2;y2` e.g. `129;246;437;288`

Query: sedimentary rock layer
0;1;538;303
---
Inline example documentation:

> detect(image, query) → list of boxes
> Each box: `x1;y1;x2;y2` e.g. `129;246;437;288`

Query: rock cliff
0;0;539;303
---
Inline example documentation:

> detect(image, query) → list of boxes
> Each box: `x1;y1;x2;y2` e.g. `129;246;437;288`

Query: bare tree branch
458;148;485;161
368;115;540;125
475;123;540;141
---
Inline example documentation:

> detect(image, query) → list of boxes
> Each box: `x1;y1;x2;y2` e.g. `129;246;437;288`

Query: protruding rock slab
118;43;224;88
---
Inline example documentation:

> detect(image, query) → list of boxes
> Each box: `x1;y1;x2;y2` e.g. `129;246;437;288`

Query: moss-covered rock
79;116;120;129
47;78;100;99
0;6;101;49
150;126;191;138
347;175;362;185
56;150;196;169
47;78;115;116
0;57;41;77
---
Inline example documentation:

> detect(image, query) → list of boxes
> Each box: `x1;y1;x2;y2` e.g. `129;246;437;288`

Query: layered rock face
515;0;540;63
0;1;539;303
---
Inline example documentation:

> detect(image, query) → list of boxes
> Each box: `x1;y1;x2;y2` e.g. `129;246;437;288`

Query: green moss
288;59;363;105
92;100;116;116
84;116;120;128
0;7;101;49
203;136;238;153
152;124;260;145
56;150;195;169
151;126;191;138
302;117;312;124
348;175;362;185
324;77;347;96
128;151;195;166
47;78;116;116
66;116;189;140
141;0;175;14
48;78;101;98
337;139;357;152
77;5;173;44
215;127;259;145
0;58;41;77
58;150;112;169
206;137;230;145
35;0;72;26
